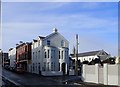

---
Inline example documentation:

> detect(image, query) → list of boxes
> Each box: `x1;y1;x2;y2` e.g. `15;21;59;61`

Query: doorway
61;63;66;75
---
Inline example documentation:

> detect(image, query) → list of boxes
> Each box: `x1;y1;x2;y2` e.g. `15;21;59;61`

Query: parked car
16;67;24;73
9;67;16;72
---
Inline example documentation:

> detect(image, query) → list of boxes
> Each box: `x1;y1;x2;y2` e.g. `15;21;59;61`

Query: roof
33;39;37;42
9;48;13;51
38;36;45;39
43;32;58;41
71;50;104;57
43;30;69;42
33;28;68;43
32;33;57;42
16;43;25;48
16;42;31;48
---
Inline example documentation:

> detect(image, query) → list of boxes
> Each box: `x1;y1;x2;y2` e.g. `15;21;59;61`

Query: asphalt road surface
1;68;119;87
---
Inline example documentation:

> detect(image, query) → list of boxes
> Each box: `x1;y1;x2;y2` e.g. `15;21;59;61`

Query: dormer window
47;40;50;45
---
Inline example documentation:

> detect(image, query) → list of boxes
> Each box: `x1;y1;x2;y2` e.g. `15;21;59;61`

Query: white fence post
118;64;120;86
82;64;86;82
104;63;108;85
95;64;99;83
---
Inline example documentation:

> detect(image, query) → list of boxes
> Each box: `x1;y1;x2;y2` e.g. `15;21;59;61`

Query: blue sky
2;2;118;56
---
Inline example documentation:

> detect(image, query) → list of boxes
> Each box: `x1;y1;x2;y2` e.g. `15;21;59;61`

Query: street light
75;34;79;76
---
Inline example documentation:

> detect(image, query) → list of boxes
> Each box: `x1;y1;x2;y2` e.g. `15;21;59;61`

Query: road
2;77;18;87
2;68;63;86
1;68;119;87
2;68;83;87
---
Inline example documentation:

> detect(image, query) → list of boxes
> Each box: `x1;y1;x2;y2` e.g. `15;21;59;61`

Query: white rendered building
28;28;69;76
9;48;16;69
71;50;110;62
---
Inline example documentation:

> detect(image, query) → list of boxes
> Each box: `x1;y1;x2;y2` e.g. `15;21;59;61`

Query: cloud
2;13;117;53
2;2;118;56
3;13;117;33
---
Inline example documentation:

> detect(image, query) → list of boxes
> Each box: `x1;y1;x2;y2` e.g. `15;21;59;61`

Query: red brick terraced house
16;42;32;72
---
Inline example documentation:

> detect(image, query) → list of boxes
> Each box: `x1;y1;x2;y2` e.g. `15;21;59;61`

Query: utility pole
75;34;78;76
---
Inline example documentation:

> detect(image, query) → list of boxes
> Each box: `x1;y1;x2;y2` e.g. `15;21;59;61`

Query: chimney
19;41;23;44
16;44;19;46
52;28;58;33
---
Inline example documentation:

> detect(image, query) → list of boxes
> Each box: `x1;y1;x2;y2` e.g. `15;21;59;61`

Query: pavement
1;68;119;87
2;68;62;86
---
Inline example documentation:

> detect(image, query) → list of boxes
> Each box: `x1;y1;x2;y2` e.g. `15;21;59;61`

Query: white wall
82;64;120;86
107;64;120;86
43;33;69;48
82;64;99;83
9;48;16;68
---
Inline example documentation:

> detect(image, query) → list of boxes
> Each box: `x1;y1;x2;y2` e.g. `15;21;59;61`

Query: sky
1;0;120;2
1;2;118;56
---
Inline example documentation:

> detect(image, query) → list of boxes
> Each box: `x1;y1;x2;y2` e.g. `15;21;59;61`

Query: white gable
43;32;69;48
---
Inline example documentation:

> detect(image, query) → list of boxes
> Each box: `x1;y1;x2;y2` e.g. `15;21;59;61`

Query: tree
83;61;89;64
88;58;101;65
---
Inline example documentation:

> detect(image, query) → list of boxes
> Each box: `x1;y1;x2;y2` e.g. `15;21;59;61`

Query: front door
62;63;66;75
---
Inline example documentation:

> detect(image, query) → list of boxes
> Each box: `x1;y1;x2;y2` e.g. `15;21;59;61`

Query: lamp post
75;34;79;76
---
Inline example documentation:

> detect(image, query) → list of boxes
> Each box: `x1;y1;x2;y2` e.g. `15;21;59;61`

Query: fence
82;64;120;86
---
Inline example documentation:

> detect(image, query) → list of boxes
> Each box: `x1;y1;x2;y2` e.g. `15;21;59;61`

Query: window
51;62;53;71
47;62;49;71
38;63;40;71
45;51;46;58
58;63;60;71
48;50;49;58
47;40;50;45
44;62;46;71
59;51;60;59
51;50;53;58
33;63;34;71
54;62;55;71
33;52;34;60
62;51;63;59
61;40;64;47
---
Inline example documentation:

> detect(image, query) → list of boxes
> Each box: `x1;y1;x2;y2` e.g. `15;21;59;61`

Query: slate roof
71;50;104;57
33;39;37;42
43;32;58;41
38;36;45;39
